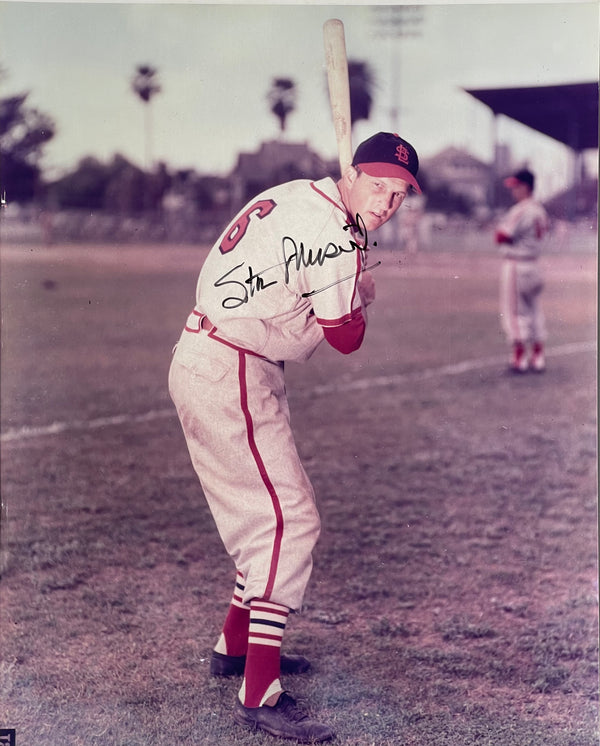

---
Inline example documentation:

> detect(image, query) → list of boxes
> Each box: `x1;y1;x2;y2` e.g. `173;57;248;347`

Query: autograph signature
214;213;378;309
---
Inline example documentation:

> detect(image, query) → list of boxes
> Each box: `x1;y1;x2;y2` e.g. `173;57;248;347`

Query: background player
495;168;549;373
169;132;421;742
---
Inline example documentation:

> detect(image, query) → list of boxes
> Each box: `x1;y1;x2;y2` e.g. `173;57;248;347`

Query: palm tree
267;78;296;135
132;65;161;171
348;60;374;131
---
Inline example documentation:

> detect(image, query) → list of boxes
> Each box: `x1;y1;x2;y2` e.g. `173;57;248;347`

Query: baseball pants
168;328;321;612
500;258;546;344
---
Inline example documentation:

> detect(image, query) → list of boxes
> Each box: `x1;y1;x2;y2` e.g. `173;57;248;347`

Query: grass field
1;239;598;746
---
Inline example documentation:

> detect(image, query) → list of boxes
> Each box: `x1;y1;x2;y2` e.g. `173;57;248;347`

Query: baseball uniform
168;132;422;737
169;176;368;611
496;195;549;345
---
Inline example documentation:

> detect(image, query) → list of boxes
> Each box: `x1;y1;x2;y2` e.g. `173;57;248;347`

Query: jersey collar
310;177;349;219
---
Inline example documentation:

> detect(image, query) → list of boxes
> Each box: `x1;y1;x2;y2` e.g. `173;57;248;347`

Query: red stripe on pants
238;351;284;601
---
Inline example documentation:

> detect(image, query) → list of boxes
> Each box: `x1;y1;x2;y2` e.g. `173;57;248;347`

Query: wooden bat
323;18;353;175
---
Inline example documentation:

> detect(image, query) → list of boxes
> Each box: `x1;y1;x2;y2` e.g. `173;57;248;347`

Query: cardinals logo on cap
395;144;410;165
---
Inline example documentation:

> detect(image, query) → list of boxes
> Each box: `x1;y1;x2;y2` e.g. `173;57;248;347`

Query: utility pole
371;6;424;132
132;65;161;172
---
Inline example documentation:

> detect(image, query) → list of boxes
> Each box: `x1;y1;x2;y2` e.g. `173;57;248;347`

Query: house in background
420;146;494;208
229;140;337;206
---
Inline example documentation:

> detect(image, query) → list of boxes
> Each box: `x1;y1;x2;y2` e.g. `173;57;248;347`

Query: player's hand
358;271;375;307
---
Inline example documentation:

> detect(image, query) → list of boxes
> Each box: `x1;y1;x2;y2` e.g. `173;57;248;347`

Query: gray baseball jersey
183;176;368;363
170;176;370;611
496;196;549;260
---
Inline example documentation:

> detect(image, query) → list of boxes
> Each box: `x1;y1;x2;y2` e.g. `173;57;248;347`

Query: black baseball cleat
210;650;311;677
233;691;335;743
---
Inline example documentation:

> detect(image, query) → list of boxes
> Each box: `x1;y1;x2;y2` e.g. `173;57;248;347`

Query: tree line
0;61;376;215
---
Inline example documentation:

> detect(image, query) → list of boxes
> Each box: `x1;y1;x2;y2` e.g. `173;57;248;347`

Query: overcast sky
1;1;598;199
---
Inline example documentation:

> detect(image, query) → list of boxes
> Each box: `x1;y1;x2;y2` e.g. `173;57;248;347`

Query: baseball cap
504;169;535;190
352;132;421;194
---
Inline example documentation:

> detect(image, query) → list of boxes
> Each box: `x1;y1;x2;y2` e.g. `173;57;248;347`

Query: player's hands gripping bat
323;18;353;175
358;270;376;307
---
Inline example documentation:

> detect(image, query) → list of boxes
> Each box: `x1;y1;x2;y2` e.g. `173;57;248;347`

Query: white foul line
1;340;595;445
310;340;596;397
0;408;175;445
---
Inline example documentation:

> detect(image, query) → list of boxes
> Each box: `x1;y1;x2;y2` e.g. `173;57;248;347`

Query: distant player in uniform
495;168;549;373
169;132;421;742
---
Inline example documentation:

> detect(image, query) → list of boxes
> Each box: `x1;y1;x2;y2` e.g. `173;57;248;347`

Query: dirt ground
0;241;598;746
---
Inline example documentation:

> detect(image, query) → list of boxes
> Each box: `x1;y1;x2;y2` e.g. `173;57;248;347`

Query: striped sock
239;599;289;707
214;571;250;657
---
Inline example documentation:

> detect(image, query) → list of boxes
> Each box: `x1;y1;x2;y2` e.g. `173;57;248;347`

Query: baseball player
169;132;421;742
495;168;549;373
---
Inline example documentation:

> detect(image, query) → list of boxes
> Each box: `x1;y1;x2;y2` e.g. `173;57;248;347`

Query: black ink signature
301;260;382;298
282;236;353;285
282;212;371;283
343;212;372;251
213;213;376;309
214;262;278;309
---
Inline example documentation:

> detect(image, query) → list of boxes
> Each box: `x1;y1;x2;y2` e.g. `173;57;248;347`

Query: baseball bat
323;18;353;175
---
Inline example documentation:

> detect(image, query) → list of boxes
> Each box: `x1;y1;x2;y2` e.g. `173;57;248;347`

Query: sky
1;1;598;200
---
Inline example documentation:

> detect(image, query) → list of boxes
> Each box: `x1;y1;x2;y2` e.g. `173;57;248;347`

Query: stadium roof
464;82;599;152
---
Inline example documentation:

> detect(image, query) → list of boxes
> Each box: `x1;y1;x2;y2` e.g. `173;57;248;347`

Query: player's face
510;182;531;202
345;169;409;231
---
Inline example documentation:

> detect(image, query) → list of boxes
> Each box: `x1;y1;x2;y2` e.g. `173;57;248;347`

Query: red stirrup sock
214;571;250;657
239;599;289;707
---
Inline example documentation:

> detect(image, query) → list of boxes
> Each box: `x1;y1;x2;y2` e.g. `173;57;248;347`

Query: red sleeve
495;230;513;245
322;310;366;354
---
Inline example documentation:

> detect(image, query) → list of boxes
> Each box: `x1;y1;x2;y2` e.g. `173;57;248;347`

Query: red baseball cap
352;132;421;194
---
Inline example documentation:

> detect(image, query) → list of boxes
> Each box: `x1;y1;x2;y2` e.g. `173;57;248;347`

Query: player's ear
342;165;359;185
